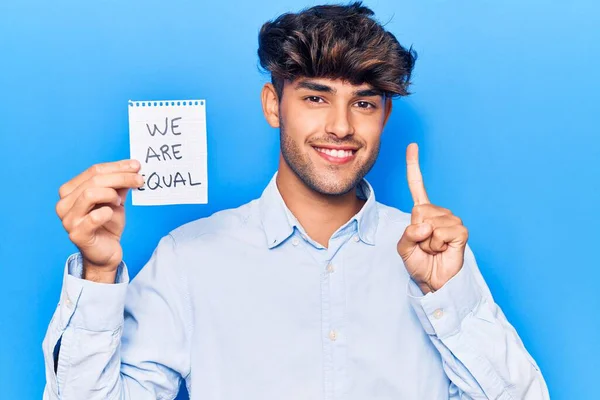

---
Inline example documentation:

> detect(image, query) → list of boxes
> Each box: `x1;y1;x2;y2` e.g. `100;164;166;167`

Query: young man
43;2;549;399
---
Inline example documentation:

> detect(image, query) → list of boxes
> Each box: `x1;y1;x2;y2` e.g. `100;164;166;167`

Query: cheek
353;120;382;148
282;106;323;140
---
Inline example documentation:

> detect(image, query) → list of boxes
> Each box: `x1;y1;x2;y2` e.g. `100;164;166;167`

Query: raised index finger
406;143;430;205
59;159;140;198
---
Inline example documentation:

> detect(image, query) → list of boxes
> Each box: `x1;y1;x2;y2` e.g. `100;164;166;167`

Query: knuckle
462;226;469;238
82;188;96;202
432;206;446;216
89;210;102;224
67;231;78;244
412;204;424;216
62;215;72;232
68;227;82;240
68;230;87;247
89;175;101;187
422;204;437;215
55;200;65;218
58;184;67;198
90;164;103;175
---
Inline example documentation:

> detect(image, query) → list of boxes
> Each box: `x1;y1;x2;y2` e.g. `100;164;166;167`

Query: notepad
128;99;208;206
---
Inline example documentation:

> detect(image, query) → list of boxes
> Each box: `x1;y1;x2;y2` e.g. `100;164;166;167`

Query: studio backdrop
0;0;598;398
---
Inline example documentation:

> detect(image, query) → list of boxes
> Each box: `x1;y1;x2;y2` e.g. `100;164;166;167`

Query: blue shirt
42;173;549;399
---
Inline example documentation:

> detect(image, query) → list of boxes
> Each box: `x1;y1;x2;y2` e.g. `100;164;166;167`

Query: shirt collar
258;172;378;249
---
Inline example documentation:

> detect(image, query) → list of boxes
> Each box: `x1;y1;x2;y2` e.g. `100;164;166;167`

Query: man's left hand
397;143;469;294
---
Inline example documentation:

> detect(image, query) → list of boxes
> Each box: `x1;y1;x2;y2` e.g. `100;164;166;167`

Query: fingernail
118;196;122;206
130;160;139;169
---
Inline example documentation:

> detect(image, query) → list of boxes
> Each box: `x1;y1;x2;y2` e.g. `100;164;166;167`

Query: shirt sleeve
406;243;550;400
41;234;192;400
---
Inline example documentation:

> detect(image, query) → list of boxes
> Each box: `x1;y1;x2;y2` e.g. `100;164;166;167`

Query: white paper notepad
128;99;208;206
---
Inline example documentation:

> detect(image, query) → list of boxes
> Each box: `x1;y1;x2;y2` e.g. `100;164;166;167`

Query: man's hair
257;1;417;99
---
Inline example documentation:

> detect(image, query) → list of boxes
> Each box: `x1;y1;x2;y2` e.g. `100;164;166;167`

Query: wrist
415;280;435;295
82;260;119;284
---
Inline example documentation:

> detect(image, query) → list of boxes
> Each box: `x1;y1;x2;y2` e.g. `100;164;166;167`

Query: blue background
0;0;598;398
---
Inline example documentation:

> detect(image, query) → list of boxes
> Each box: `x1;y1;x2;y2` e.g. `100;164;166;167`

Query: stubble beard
279;119;380;196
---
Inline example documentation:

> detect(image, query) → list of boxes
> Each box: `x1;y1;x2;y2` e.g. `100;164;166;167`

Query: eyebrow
295;80;383;97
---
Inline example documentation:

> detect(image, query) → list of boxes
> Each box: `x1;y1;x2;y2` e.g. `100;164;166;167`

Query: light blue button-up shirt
42;173;549;399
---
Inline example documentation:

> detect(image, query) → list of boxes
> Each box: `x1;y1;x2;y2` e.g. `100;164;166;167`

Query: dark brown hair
257;1;417;99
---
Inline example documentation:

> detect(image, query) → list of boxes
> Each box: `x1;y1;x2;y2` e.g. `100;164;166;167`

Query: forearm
424;297;548;399
408;246;549;399
43;236;191;399
42;253;130;399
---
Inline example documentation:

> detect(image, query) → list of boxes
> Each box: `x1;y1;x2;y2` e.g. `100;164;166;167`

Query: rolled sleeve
407;262;482;339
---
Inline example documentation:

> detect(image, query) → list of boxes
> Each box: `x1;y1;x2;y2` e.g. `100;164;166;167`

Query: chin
301;171;360;196
280;139;373;196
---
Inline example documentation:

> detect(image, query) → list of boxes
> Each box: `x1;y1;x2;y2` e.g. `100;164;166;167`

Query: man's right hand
55;159;144;283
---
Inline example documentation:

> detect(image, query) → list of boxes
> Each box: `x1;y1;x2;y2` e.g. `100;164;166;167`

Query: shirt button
329;330;337;341
65;296;73;308
433;308;444;319
326;263;335;273
353;235;360;242
291;238;300;246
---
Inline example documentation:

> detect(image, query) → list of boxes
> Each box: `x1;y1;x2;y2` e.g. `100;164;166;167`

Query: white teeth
316;147;353;158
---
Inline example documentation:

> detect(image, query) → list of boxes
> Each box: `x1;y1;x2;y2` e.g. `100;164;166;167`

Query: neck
276;157;366;248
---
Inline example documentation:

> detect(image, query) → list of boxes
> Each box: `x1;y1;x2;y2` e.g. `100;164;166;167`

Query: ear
382;96;393;128
261;83;280;128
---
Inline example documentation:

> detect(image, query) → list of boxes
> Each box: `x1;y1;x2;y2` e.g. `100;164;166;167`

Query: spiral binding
128;100;205;107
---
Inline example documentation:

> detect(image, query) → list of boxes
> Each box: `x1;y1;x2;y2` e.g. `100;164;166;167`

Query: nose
325;104;354;139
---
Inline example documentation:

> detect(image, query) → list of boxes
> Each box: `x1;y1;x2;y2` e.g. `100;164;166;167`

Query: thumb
397;223;433;255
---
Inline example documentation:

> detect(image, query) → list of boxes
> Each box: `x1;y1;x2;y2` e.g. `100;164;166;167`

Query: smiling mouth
312;146;357;164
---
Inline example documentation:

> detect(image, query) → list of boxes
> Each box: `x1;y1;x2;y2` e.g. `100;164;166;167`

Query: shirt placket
320;227;354;400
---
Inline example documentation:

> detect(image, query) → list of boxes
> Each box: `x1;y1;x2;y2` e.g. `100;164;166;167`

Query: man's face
275;78;392;196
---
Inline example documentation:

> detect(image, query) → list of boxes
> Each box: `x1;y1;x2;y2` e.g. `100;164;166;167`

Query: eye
305;96;325;104
355;101;375;109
